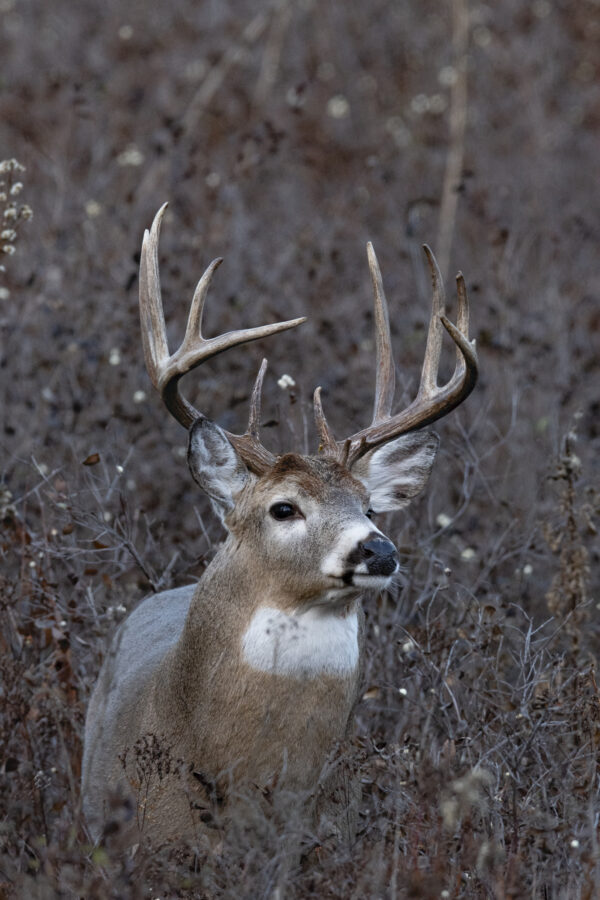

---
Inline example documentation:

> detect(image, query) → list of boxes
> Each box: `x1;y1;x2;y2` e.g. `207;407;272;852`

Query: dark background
1;1;598;896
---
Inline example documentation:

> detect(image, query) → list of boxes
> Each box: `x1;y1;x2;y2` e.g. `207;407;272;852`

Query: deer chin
325;570;396;592
352;572;396;590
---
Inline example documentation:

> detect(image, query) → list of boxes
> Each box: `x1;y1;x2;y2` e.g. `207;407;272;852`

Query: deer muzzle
357;536;399;577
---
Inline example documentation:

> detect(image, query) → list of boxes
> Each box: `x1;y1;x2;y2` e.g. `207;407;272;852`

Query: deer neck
157;537;361;712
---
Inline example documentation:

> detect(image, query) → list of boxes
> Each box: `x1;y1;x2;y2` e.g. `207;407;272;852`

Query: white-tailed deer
82;204;477;845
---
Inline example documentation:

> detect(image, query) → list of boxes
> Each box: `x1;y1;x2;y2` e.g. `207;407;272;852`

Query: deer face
237;453;398;604
188;417;439;608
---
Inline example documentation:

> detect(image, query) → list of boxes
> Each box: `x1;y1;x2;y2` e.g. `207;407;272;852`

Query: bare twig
253;0;293;107
182;12;270;134
436;0;469;281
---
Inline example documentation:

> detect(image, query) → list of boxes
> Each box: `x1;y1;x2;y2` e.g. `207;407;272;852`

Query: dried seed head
440;767;493;830
0;158;32;270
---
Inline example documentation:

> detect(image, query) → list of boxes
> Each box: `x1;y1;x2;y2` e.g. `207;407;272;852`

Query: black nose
360;537;399;577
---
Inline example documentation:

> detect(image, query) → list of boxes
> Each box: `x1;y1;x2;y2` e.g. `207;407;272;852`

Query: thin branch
436;0;469;281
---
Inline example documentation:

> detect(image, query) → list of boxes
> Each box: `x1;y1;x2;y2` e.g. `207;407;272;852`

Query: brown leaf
362;686;381;701
82;452;100;466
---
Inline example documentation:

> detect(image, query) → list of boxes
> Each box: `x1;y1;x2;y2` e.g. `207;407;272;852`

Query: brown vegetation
1;0;598;896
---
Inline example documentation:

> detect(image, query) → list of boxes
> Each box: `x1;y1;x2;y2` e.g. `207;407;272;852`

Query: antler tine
226;358;278;473
440;315;478;381
139;205;307;472
183;257;223;348
435;269;476;392
418;244;446;399
453;271;469;370
367;243;395;424
159;257;225;429
313;242;397;460
246;358;268;440
313;386;338;456
139;202;170;388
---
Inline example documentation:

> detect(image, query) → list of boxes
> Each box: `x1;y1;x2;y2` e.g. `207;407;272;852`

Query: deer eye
366;508;375;519
269;502;299;521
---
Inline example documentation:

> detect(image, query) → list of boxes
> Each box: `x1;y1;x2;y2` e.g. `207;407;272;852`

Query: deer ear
188;417;250;521
351;431;440;513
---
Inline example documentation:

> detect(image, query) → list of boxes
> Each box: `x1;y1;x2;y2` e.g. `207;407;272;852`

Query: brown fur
82;438;435;846
263;453;368;499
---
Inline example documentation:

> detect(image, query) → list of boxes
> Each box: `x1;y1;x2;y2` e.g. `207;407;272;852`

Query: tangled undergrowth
0;417;598;898
1;0;599;896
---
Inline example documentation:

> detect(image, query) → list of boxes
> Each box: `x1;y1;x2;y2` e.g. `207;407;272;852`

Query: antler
314;243;478;468
139;204;306;474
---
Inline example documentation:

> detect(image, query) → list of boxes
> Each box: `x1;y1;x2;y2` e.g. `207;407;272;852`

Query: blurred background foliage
0;0;599;896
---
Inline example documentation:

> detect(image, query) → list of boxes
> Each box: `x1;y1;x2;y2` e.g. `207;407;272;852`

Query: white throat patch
241;606;359;678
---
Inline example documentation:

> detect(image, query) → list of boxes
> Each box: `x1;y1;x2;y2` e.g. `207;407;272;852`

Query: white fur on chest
241;606;359;678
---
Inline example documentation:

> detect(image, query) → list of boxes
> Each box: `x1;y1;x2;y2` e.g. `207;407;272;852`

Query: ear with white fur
188;417;250;522
351;431;440;513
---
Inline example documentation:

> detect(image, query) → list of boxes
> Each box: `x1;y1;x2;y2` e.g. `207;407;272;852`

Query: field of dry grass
1;1;599;896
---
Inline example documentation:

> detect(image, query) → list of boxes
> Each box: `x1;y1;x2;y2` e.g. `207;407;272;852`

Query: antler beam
139;204;306;474
314;243;478;467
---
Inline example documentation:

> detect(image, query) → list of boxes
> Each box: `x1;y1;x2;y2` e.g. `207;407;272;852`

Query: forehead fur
261;453;368;502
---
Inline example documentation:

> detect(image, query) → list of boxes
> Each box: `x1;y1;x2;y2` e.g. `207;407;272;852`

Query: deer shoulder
81;205;478;846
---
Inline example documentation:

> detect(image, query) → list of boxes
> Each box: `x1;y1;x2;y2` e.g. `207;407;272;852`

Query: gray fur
352;430;439;512
188;417;250;521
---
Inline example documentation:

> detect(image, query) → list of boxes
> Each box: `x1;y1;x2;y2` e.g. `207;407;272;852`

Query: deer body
83;456;375;843
83;587;362;843
82;206;478;845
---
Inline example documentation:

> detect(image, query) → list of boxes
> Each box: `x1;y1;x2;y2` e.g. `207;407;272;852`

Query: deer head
139;204;477;608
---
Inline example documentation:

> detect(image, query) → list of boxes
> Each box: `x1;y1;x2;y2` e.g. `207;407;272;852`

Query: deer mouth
329;568;398;591
354;570;398;586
